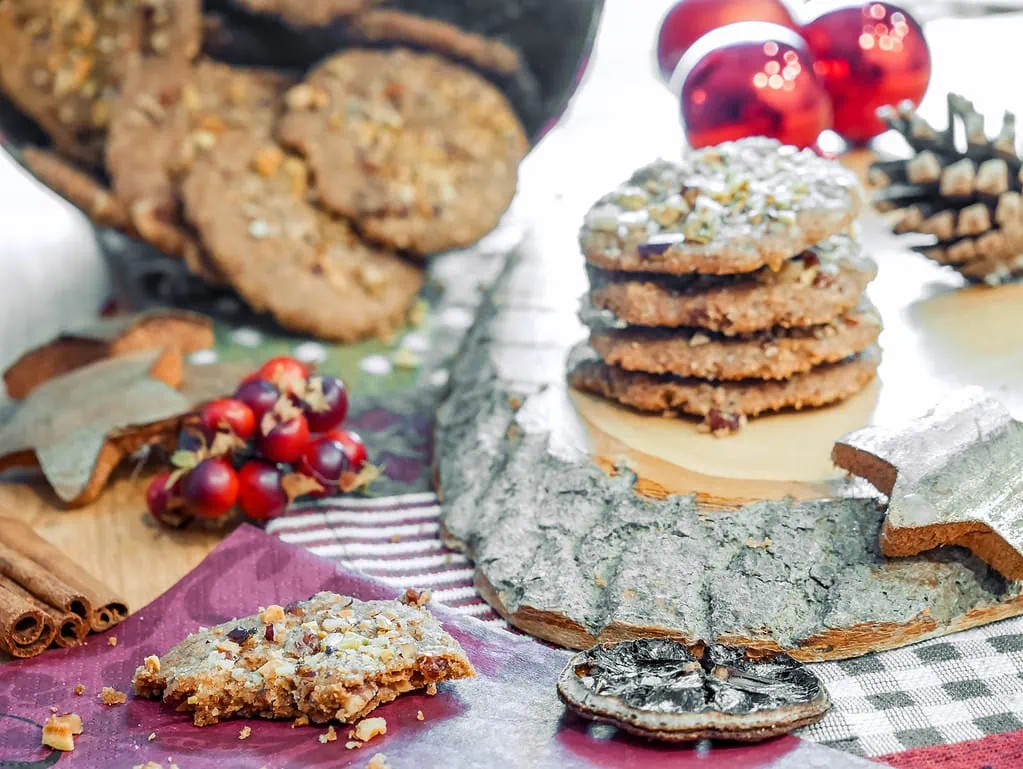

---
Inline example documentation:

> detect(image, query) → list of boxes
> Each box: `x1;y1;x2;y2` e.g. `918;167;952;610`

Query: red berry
801;1;931;144
258;414;310;464
324;428;367;471
233;378;281;423
182;457;239;519
238;461;288;521
678;22;832;149
146;472;175;518
299;438;350;496
256;356;310;393
302;375;348;433
657;0;798;80
200;398;256;440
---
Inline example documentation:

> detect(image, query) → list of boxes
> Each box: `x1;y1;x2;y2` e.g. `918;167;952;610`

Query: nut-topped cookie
570;344;880;430
587;234;876;335
278;48;528;256
0;0;201;164
580;139;862;276
107;58;291;260
181;132;423;342
132;591;475;726
588;299;882;382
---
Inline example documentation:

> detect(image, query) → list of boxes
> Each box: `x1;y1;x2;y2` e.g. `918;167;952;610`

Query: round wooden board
571;219;1023;505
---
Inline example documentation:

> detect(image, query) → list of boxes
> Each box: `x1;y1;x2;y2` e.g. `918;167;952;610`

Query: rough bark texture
435;246;1023;662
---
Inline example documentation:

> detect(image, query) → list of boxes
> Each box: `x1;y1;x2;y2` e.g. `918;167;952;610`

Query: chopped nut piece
107;636;118;647
215;640;241;655
261;605;286;624
239;725;251;740
148;732;157;741
320;725;338;743
346;740;364;750
416;710;425;721
400;588;431;607
426;683;438;696
353;717;387;743
253;145;284;177
144;655;161;674
42;713;83;752
99;687;128;706
73;684;85;696
293;715;310;728
367;753;392;769
688;333;711;347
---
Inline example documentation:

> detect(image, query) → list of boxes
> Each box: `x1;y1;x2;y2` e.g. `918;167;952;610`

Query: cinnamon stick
1;576;87;647
0;581;56;657
0;519;127;633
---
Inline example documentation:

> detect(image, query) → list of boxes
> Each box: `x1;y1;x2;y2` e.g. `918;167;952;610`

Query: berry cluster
146;356;371;527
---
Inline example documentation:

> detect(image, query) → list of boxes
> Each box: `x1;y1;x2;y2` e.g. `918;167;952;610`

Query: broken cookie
557;639;830;742
132;591;475;726
833;388;1023;580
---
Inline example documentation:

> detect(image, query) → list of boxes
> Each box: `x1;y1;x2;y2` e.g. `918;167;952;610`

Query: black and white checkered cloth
801;615;1023;757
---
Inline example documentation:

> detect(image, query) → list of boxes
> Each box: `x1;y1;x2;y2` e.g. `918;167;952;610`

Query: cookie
588;301;881;382
106;58;291;260
278;48;528;255
587;235;876;335
20;147;132;233
0;0;201;164
569;344;880;420
229;0;370;27
181;131;424;342
580;138;862;276
132;591;475;726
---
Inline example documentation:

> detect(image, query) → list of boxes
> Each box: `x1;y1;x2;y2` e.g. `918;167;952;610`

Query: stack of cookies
569;138;882;436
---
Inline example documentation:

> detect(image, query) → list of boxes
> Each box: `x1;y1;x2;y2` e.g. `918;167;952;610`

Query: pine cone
871;94;1023;285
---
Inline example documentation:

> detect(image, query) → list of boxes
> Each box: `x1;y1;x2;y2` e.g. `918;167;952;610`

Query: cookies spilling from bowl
0;0;529;341
569;137;882;436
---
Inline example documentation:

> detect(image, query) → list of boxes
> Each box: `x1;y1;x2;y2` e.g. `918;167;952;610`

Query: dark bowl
0;0;603;326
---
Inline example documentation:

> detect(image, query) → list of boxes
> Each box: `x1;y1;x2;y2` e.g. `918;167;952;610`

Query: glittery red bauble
802;1;931;144
657;0;799;80
677;22;832;150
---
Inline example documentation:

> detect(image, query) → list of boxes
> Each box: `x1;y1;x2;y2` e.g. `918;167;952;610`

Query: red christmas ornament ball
657;0;798;80
677;22;832;150
801;1;931;144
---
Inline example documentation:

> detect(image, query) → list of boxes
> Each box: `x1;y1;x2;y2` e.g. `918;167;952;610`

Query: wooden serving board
434;210;1023;661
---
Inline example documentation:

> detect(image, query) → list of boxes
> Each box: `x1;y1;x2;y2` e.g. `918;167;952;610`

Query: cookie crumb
400;588;431;607
292;715;310;728
107;636;118;647
392;348;421;370
239;725;251;740
50;705;58;713
99;687;128;706
144;655;161;674
367;753;392;769
42;713;83;752
73;684;85;696
319;725;337;744
352;717;387;743
426;683;438;696
148;732;157;741
416;710;424;721
346;740;363;750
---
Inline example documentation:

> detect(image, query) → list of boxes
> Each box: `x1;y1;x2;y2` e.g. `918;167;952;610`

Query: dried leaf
0;350;191;506
282;473;324;502
304;376;330;413
171;450;201;469
209;431;246;456
340;463;383;494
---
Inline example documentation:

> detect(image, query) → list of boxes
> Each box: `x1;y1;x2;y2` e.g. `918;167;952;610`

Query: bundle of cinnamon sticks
0;518;127;658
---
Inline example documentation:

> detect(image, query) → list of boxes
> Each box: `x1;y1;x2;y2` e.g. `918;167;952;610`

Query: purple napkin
0;525;879;768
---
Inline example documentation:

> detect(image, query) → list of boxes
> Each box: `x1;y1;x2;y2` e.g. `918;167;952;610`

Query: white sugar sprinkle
230;327;263;348
294;342;327;364
189;349;218;365
360;355;392;376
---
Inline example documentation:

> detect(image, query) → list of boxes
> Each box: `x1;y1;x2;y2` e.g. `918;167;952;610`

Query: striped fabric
266;492;504;626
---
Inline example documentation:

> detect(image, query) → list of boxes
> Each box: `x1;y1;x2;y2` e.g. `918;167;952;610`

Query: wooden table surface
1;3;1020;617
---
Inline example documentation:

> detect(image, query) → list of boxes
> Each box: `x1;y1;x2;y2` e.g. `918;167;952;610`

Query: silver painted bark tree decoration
834;388;1023;580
